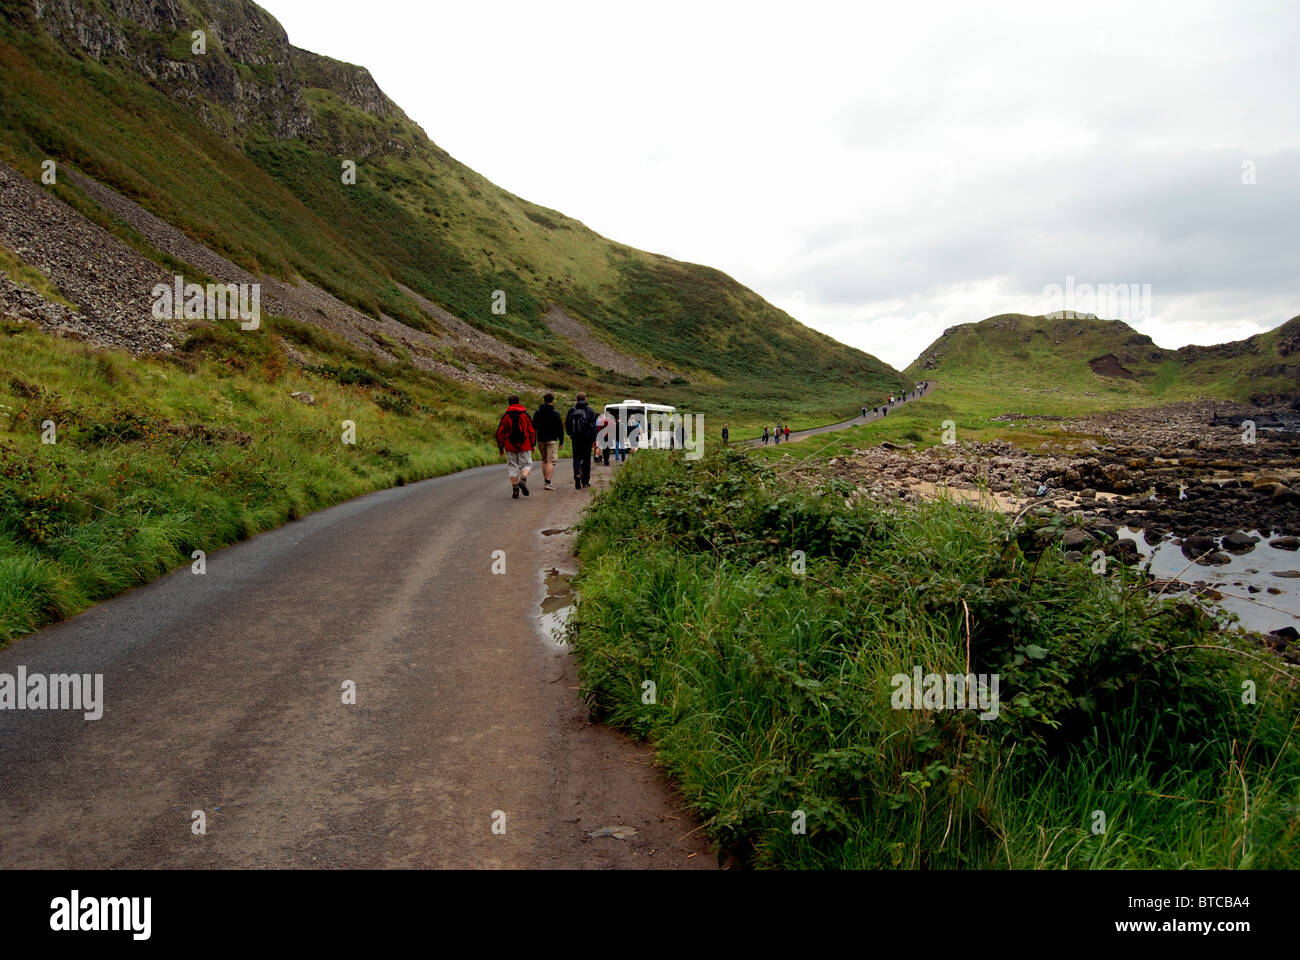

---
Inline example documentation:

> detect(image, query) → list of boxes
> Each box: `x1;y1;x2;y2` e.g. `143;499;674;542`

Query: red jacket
496;404;536;452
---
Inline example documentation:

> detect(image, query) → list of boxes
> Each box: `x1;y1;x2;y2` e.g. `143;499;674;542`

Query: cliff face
26;0;399;148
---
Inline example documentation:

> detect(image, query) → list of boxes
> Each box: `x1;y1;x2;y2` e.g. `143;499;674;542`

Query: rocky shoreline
808;399;1300;654
822;399;1300;537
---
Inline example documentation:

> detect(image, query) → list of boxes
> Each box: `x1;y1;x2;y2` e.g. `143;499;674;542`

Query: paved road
0;460;712;869
745;384;933;447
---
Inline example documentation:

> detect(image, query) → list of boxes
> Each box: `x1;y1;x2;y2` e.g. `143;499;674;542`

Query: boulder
1221;531;1259;553
1180;535;1218;560
1269;536;1299;551
1197;551;1233;566
1061;528;1095;550
1111;538;1141;562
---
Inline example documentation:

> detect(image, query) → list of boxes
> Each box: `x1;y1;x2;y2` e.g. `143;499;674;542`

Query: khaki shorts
538;440;559;465
505;449;532;479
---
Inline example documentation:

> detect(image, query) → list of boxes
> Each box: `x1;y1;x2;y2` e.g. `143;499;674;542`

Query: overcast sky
263;0;1298;369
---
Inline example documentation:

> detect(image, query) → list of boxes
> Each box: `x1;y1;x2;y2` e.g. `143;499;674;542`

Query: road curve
744;383;933;447
0;460;713;869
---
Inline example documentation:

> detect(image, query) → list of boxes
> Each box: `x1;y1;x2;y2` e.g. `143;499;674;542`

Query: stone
1061;528;1095;550
1180;535;1217;560
1111;538;1140;562
1221;531;1259;552
1269;484;1297;505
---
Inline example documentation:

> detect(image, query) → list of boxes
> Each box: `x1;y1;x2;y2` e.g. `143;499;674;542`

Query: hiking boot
544;481;554;490
512;487;519;499
519;478;529;496
575;479;583;490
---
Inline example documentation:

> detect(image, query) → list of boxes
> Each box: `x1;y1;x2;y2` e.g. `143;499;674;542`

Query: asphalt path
0;458;712;869
744;384;932;448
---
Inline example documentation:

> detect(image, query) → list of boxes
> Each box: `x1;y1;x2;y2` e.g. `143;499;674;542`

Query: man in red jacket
495;395;537;499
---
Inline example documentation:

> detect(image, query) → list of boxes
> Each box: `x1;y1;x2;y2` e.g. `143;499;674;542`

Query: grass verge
569;450;1300;867
0;319;499;646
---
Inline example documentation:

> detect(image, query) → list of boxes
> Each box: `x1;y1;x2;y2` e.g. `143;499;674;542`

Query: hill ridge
907;312;1300;403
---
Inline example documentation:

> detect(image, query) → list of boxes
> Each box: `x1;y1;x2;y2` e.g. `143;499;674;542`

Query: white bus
602;399;683;450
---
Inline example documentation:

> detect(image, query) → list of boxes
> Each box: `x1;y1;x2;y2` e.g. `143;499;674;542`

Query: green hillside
906;313;1300;407
0;0;906;424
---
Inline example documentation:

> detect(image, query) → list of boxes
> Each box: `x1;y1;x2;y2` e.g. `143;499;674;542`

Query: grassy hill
906;312;1300;406
0;0;909;646
743;313;1300;461
0;0;906;426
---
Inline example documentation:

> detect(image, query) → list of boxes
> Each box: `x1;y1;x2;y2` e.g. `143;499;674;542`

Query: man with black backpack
495;395;537;499
564;393;598;490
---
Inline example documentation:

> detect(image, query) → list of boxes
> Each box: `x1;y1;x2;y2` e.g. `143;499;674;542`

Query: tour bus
602;399;683;451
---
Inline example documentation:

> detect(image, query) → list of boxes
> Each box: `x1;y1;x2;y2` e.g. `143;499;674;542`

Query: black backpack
506;410;527;447
566;404;595;440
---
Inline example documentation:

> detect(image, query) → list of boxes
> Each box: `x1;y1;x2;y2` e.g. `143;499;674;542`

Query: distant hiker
496;395;536;499
861;406;867;418
595;410;614;466
613;414;629;462
532;392;564;490
774;424;781;445
624;414;642;458
784;425;790;442
763;427;770;444
722;424;730;445
565;393;598;489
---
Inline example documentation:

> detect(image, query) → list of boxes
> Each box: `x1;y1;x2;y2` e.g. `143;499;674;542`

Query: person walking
565;393;598;489
763;427;770;445
861;406;867;418
784;425;790;442
595;410;614;466
532;393;564;490
721;423;729;445
774;424;781;445
613;414;628;462
495;394;536;499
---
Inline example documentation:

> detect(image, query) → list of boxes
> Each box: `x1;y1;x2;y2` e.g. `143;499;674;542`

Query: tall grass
0;318;502;646
569;451;1300;868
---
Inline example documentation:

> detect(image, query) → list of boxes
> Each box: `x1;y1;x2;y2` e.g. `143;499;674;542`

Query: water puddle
539;567;575;646
1121;527;1300;634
